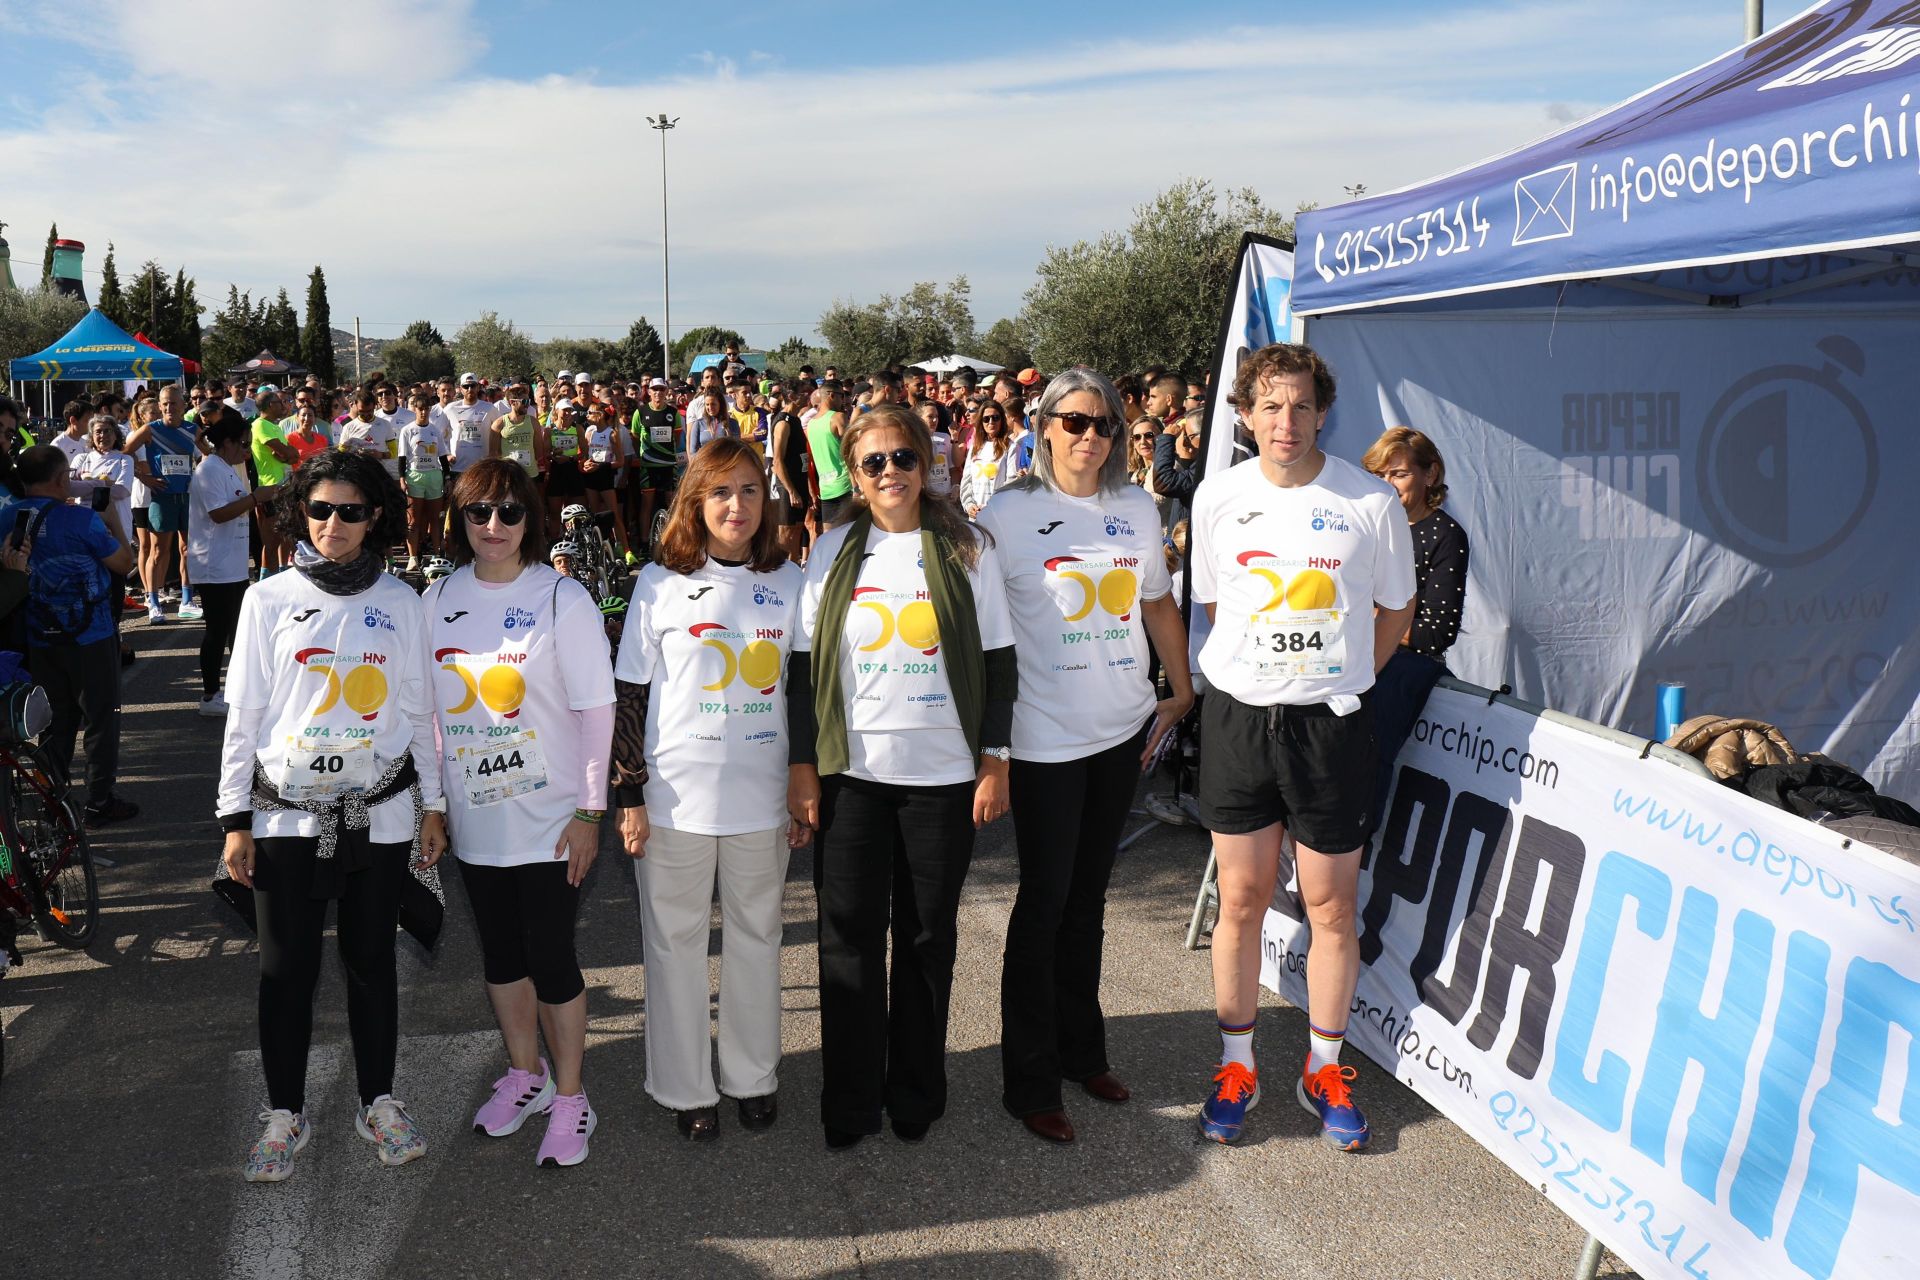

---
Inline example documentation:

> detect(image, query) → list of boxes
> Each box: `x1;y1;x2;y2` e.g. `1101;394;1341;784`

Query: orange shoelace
1303;1062;1358;1108
1211;1061;1257;1104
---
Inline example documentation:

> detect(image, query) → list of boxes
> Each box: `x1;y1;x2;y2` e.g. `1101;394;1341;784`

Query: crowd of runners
2;335;1471;1180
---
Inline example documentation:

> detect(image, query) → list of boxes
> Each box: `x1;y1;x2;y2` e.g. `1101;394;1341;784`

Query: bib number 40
308;753;348;775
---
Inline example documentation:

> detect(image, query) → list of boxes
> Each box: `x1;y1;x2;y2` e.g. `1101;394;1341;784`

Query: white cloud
0;2;1737;344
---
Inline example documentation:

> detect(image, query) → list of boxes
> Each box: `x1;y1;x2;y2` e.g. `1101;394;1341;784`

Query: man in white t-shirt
225;381;258;422
1187;343;1415;1152
444;373;500;477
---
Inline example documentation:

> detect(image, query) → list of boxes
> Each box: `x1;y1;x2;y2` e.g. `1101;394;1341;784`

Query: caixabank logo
1696;336;1878;568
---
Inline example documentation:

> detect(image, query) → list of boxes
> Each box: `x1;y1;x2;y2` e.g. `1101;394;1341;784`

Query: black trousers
33;637;120;807
198;580;248;698
815;773;975;1134
1369;647;1446;834
253;836;407;1113
458;857;584;1005
1001;727;1145;1115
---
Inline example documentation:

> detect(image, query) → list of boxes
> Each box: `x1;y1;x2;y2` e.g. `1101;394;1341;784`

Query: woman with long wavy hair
787;404;1017;1150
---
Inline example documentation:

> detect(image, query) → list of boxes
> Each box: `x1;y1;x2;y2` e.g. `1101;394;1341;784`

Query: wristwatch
980;746;1012;763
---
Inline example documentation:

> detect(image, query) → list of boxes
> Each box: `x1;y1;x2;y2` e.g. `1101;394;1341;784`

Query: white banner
1261;683;1920;1280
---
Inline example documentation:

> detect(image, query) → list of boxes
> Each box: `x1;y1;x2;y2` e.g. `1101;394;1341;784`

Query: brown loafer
1081;1072;1131;1104
1021;1109;1076;1144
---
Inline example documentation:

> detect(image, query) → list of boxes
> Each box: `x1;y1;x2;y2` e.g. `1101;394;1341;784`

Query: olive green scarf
810;511;984;776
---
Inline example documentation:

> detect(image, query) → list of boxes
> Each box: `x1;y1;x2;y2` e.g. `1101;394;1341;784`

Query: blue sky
0;0;1757;348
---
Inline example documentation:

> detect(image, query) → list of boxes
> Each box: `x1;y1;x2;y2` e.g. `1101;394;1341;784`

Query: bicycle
559;504;621;604
0;685;97;951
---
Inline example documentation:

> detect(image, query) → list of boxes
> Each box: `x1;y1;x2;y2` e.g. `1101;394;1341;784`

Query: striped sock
1219;1019;1256;1071
1307;1022;1345;1074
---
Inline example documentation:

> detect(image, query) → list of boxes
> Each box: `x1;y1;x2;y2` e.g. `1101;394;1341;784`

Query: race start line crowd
0;337;1471;1182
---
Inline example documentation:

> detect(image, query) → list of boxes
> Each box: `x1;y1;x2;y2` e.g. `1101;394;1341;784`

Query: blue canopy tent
9;307;185;383
1287;0;1920;800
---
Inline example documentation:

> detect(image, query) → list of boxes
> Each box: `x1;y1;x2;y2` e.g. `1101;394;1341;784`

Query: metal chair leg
1572;1234;1605;1280
1185;848;1218;950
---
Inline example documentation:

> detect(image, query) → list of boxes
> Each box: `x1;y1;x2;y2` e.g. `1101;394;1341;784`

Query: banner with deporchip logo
1260;682;1920;1280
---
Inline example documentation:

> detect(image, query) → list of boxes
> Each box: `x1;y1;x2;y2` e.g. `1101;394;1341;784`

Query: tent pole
1746;0;1762;40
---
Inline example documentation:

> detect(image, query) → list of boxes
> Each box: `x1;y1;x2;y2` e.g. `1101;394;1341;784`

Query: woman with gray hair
974;367;1193;1144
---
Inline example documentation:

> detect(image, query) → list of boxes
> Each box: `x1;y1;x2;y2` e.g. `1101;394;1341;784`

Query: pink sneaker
473;1059;555;1137
536;1092;596;1167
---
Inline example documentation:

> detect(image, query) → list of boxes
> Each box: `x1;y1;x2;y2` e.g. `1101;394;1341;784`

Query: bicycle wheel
11;754;97;949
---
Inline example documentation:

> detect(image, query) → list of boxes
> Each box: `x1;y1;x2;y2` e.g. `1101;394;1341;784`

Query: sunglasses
1050;412;1119;438
305;500;371;524
856;448;920;477
462;500;528;527
1132;431;1155;442
979;413;1004;423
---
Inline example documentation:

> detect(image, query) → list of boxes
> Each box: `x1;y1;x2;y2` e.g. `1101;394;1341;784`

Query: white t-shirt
219;571;442;840
959;441;1014;512
74;448;135;546
187;454;252;585
1190;454;1415;707
397;419;448;472
797;524;1015;786
444;400;499;471
584;424;621;465
618;560;805;834
226;395;258;422
336;416;399;479
53;432;90;465
425;565;614;865
927;431;954;496
977;483;1171;762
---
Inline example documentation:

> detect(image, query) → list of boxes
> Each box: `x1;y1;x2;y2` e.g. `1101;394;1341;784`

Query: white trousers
636;823;790;1109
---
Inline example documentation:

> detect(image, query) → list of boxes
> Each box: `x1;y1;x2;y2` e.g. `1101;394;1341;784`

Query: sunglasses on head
856;448;920;477
1050;411;1118;438
462;500;528;527
305;500;371;524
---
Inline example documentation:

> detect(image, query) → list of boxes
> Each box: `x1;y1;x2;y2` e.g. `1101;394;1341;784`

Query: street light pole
647;112;680;380
1746;0;1762;40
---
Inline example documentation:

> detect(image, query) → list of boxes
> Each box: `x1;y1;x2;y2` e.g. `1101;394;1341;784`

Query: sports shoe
1198;1061;1259;1144
473;1058;555;1137
536;1092;596;1167
177;598;204;622
1297;1062;1370;1151
198;694;229;718
160;587;180;603
146;603;166;625
244;1109;309;1183
356;1094;428;1166
83;795;139;828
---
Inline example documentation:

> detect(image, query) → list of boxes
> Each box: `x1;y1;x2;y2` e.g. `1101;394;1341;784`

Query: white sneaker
244;1109;309;1183
146;603;166;625
177;598;204;621
198;694;229;718
356;1094;428;1166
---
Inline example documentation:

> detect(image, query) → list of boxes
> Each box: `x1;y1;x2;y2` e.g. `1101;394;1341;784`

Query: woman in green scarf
786;404;1018;1150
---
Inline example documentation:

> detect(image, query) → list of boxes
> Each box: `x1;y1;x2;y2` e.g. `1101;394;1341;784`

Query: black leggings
253;836;407;1113
457;858;584;1005
198;580;248;698
1001;727;1145;1115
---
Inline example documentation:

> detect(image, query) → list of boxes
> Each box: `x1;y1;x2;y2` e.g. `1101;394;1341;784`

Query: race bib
1241;608;1347;679
456;730;549;807
509;449;534;468
278;736;374;803
159;454;191;477
649;420;673;445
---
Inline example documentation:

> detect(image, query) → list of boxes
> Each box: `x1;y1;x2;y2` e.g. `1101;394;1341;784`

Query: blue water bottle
1656;682;1686;742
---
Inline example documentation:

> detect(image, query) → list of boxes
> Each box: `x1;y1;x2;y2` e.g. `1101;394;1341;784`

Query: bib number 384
457;730;549;807
1242;608;1346;679
279;737;374;802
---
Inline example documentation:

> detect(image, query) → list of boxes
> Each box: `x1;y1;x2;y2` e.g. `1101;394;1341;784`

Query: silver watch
981;746;1012;763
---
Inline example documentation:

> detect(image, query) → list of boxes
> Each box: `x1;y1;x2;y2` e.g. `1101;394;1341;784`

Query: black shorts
547;458;585;498
778;485;811;527
132;506;151;534
634;464;675;494
1197;689;1377;851
581;464;616;493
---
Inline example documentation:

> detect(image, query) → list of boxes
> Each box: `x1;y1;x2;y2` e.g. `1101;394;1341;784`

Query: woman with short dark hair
219;449;446;1183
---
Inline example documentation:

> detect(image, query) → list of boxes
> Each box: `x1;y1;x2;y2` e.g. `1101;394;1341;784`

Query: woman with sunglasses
612;438;804;1140
974;369;1192;1144
217;450;447;1183
957;401;1013;517
424;459;615;1167
788;404;1017;1150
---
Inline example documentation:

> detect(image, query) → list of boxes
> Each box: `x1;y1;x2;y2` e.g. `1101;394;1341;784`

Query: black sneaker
84;796;139;828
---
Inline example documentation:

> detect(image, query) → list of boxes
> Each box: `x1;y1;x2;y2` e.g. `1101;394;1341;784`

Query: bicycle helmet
548;540;579;562
561;503;591;524
597;595;629;617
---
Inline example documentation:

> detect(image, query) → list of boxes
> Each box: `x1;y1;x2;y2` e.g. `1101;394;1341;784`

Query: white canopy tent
910;354;1003;374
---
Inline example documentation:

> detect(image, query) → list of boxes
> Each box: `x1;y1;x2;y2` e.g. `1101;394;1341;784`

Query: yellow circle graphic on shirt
700;637;739;691
1286;569;1336;611
896;600;940;653
341;665;388;721
855;599;895;652
738;639;781;692
1251;568;1288;612
479;664;527;717
1098;569;1138;620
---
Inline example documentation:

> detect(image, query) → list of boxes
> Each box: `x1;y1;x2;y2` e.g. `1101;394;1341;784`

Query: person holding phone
975;369;1192;1143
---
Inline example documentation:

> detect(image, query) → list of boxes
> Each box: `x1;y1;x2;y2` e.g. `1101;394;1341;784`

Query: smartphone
90;487;112;512
9;508;29;550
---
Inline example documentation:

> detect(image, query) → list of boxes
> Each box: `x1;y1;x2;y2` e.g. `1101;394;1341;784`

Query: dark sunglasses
856;448;920;477
1132;431;1155;441
305;500;371;524
462;501;528;527
979;412;1005;423
1051;411;1119;438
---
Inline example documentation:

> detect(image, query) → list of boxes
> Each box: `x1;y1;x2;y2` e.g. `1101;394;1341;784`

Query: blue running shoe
1297;1062;1369;1151
1198;1062;1260;1144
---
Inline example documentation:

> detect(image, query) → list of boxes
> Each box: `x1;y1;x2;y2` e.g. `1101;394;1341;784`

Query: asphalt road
3;617;1642;1279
